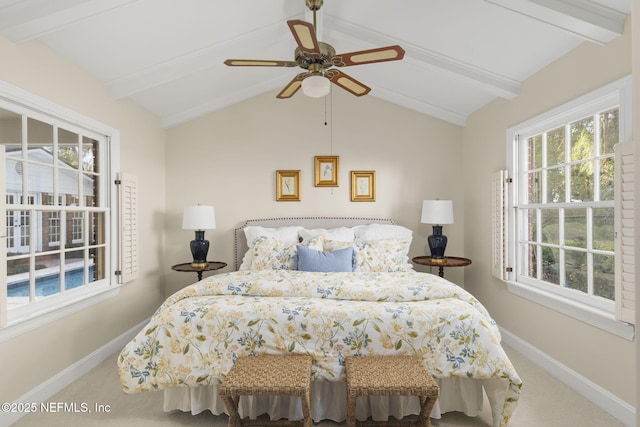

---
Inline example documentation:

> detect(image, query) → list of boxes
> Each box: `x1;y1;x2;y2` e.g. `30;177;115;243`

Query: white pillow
239;226;304;270
352;224;413;242
298;227;355;244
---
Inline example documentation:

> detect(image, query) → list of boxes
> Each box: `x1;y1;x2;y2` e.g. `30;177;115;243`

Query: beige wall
165;89;464;295
0;37;167;403
463;18;636;407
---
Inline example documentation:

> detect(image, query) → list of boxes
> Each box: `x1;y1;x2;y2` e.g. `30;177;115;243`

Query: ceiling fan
224;0;405;99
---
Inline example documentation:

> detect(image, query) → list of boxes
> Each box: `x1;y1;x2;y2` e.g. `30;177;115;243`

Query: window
0;81;122;337
503;76;634;339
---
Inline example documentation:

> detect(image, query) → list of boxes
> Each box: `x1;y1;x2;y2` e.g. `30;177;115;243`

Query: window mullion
77;133;83;208
564;123;571;203
586;207;594;296
536;208;542;280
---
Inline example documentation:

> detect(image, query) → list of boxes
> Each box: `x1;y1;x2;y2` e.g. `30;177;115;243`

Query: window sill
0;285;121;343
506;281;635;341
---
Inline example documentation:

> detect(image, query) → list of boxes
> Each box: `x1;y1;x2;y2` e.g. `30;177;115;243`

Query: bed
117;217;521;427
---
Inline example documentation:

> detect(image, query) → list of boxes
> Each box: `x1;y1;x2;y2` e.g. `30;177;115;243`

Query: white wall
0;37;167;404
462;17;636;408
165;89;464;295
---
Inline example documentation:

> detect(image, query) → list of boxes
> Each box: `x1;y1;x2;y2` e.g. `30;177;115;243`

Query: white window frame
0;81;121;342
505;76;634;340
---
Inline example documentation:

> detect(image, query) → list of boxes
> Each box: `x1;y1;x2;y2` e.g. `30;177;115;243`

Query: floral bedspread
118;270;521;425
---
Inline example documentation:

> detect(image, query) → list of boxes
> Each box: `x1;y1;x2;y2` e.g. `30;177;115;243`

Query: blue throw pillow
295;245;355;272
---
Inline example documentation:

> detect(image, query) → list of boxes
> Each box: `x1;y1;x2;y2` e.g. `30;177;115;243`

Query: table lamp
182;205;216;268
421;200;454;263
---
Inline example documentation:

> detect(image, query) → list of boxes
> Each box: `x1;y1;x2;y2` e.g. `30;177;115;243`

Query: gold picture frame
276;170;301;201
350;171;376;202
314;156;339;187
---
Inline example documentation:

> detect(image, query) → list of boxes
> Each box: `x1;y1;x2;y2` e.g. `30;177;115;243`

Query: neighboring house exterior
5;148;95;255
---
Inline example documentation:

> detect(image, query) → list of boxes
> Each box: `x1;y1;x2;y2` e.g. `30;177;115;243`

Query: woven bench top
345;356;438;397
219;354;312;397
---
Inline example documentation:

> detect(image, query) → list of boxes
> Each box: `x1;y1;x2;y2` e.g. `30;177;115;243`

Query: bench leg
301;390;313;427
419;395;436;427
221;395;241;427
346;394;357;427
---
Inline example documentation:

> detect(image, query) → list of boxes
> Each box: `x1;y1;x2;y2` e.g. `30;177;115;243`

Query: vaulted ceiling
0;0;631;128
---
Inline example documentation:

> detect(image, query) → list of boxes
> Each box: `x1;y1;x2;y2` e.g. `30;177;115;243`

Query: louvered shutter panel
119;173;138;284
614;142;635;324
492;170;508;280
0;146;6;327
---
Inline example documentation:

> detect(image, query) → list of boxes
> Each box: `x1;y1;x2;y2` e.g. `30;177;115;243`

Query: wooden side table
171;261;227;281
412;256;472;278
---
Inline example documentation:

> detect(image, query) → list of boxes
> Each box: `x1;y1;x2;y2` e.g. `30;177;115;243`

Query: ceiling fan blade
276;73;308;99
224;59;298;67
287;19;321;55
325;69;371;96
332;45;405;67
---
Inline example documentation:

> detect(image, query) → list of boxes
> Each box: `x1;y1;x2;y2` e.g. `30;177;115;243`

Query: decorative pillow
295;245;355;272
322;239;355;252
353;239;408;272
239;226;304;270
352;224;413;268
248;236;298;270
320;238;408;272
298;227;355;244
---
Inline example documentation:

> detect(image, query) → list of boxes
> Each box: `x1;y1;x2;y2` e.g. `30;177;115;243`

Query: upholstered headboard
233;217;396;270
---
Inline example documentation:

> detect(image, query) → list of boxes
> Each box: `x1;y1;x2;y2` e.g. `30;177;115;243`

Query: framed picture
350;171;376;202
276;170;301;201
314;156;339;187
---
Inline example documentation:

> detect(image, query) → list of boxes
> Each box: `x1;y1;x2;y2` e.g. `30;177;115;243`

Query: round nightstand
171;261;227;281
412;256;472;278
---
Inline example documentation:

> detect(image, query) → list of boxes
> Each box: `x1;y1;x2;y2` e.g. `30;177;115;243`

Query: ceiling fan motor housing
294;42;335;70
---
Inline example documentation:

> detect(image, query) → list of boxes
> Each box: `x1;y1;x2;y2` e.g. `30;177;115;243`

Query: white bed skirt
163;378;507;426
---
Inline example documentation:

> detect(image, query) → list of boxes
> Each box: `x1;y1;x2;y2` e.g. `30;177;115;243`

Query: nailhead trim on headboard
233;216;397;271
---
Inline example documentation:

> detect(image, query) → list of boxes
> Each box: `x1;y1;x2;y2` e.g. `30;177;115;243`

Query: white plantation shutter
118;173;138;284
614;142;635;324
492;170;508;280
0;146;6;327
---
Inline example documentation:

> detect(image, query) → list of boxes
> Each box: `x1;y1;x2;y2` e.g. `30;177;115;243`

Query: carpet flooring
10;344;625;427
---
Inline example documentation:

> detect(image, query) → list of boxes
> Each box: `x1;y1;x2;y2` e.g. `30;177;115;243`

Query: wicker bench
219;355;313;427
345;356;439;427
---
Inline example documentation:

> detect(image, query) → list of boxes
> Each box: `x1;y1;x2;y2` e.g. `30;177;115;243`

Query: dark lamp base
427;225;448;262
190;230;210;268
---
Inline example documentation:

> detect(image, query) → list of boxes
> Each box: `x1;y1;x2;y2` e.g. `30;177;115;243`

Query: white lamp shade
182;205;216;230
421;200;454;225
302;75;331;98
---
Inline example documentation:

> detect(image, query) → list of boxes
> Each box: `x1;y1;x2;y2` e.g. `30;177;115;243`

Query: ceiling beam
371;86;468;126
483;0;626;45
324;15;520;100
106;18;300;100
0;0;139;42
161;74;292;128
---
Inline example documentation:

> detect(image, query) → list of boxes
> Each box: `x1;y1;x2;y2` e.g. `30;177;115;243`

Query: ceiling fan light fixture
302;74;330;98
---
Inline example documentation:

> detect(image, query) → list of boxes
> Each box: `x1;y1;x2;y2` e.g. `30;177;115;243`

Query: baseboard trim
5;318;149;427
500;326;636;427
